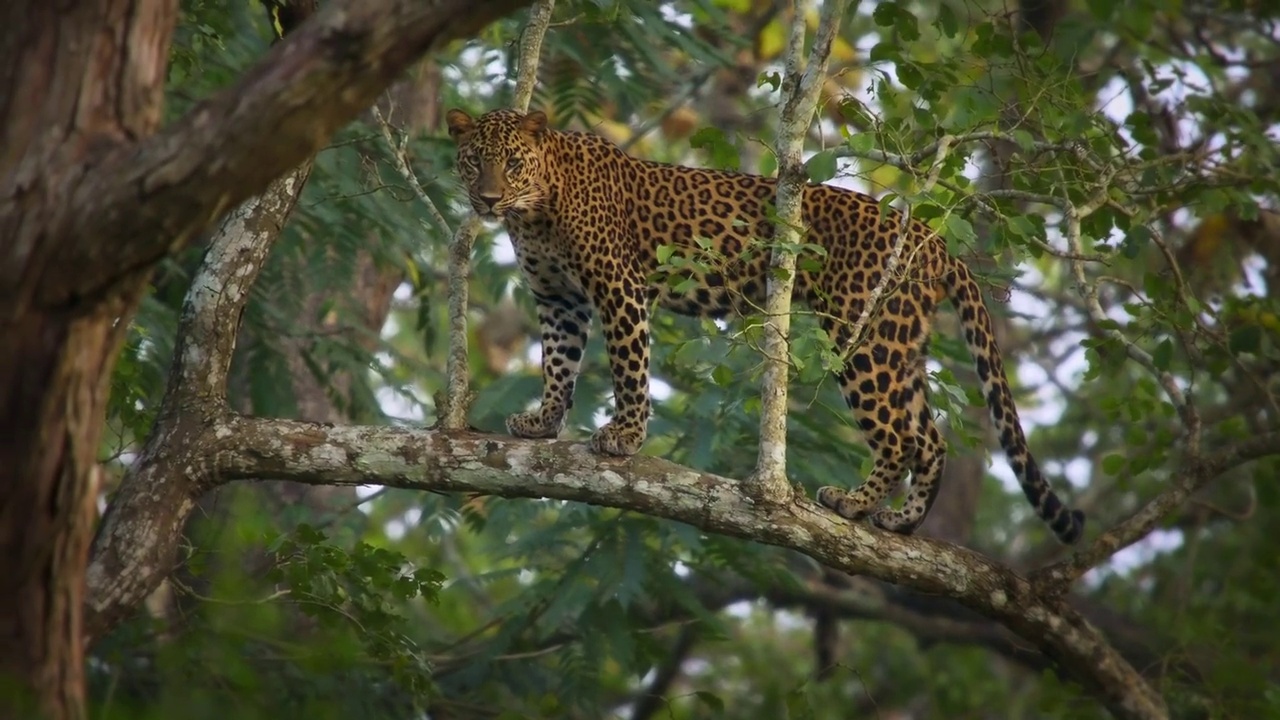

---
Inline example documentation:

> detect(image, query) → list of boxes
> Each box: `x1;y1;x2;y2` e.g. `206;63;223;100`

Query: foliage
96;0;1280;717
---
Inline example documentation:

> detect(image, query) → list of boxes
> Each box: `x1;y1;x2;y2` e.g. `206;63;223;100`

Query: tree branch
628;625;698;720
438;0;553;429
53;0;533;310
84;160;315;641
1034;430;1280;589
174;166;314;407
753;0;850;494
90;414;1167;719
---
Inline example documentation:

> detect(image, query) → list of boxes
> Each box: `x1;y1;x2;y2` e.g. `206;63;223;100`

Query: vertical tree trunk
0;303;137;719
0;1;176;715
3;0;531;711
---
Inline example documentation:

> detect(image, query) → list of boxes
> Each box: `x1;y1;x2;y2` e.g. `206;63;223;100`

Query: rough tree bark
0;3;177;716
94;417;1280;718
0;0;532;716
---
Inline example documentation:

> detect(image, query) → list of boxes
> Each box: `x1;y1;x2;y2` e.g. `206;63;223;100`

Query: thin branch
753;0;851;494
834;130;1099;173
628;625;698;720
838;137;954;362
512;0;555;112
372;104;453;236
439;0;554;430
438;215;482;430
1033;430;1280;590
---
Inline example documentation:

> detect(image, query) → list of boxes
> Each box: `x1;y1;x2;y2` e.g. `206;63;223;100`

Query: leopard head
446;108;549;219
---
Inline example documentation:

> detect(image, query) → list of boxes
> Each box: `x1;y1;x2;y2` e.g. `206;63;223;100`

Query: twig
838;137;954;360
512;0;555;112
620;4;781;153
629;625;699;720
1027;180;1213;591
834;130;1098;172
752;0;852;496
439;0;554;429
1033;429;1280;591
371;104;453;236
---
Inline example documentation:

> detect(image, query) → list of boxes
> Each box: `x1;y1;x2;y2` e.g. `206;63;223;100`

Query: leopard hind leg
815;340;916;522
867;356;947;535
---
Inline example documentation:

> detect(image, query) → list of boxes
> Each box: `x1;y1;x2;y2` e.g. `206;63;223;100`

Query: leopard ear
520;110;548;139
446;109;474;140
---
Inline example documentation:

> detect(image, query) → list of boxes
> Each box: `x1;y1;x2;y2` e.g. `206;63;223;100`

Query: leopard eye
505;156;522;171
459;154;480;170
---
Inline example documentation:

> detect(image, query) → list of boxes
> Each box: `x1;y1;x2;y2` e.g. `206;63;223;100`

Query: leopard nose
477;193;502;211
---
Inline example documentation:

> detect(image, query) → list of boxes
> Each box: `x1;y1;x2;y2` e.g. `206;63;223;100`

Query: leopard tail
944;260;1085;544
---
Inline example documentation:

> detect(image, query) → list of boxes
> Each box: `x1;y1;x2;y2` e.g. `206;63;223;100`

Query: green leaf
912;202;944;220
1152;338;1174;371
944;214;977;245
712;364;735;387
805;150;838;183
694;690;726;713
1012;129;1037;153
868;41;898;63
798;254;825;273
673;277;700;295
758;149;778;177
539;693;562;714
935;4;959;37
1123;226;1151;259
847;132;877;154
785;685;815;719
690;126;740;170
1101;454;1127;476
1086;0;1116;20
897;62;924;90
1126;425;1148;446
871;3;897;26
1007;214;1038;238
1230;325;1263;354
656;244;675;265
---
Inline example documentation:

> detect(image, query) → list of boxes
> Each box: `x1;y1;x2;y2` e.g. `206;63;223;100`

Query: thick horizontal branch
82;416;1169;719
54;0;532;308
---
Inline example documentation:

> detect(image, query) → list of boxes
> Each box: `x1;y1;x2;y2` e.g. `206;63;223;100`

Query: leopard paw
589;422;645;456
816;486;874;521
505;410;564;439
869;508;922;536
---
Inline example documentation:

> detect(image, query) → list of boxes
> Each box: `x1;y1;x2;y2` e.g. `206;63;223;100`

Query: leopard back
447;108;1084;544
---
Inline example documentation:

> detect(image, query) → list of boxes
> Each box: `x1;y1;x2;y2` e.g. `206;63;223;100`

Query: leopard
446;107;1085;544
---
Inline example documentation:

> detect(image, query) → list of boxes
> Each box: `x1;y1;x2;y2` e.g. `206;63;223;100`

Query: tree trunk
0;301;138;719
1;0;531;713
0;1;175;716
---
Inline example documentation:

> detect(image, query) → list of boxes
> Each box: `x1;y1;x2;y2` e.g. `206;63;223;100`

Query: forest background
2;0;1279;718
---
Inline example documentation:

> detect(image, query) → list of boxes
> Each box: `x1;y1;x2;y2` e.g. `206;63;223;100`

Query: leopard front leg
588;278;651;456
506;290;593;440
